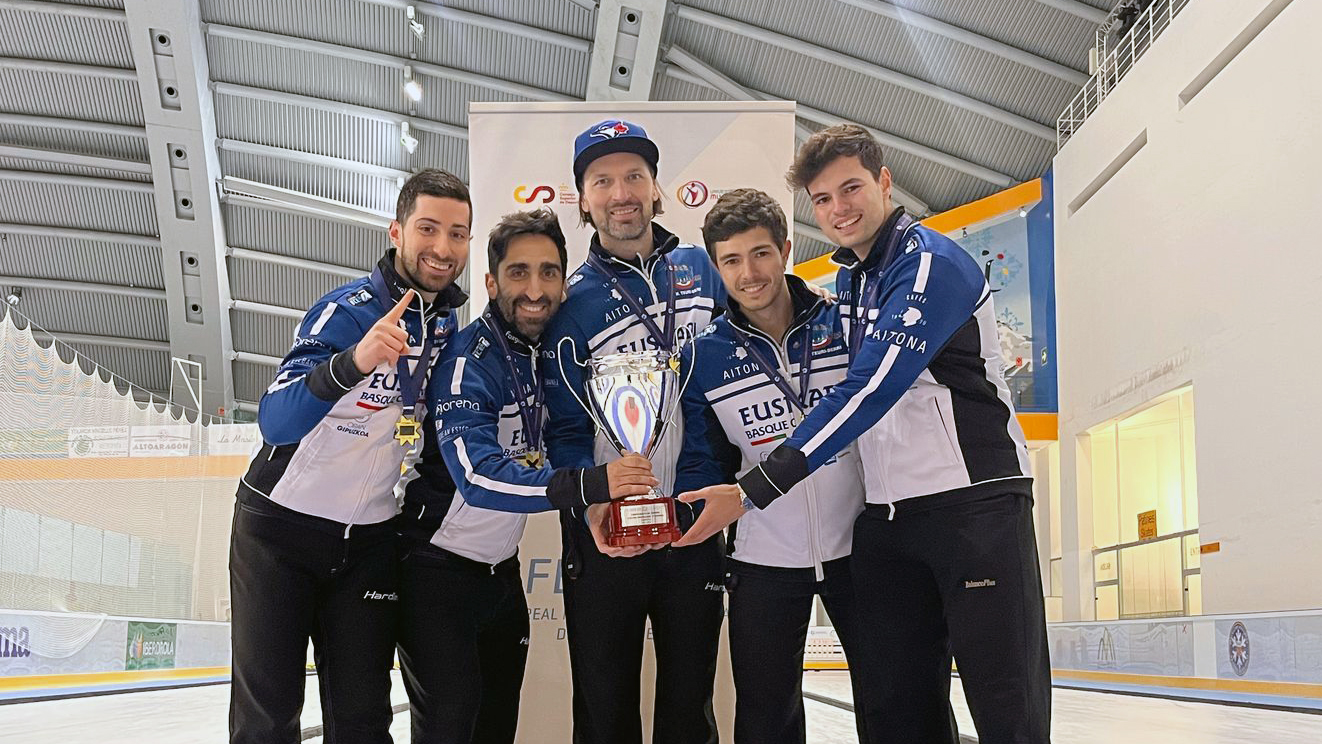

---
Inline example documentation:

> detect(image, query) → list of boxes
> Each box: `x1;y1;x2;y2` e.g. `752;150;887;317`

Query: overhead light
1019;207;1028;218
406;5;425;39
403;65;423;102
961;227;968;238
400;122;419;154
5;287;20;307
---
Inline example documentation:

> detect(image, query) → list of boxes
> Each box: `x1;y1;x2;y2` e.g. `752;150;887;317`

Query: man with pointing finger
229;169;471;744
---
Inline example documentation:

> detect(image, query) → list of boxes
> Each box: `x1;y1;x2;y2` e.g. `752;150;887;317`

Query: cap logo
591;121;630;140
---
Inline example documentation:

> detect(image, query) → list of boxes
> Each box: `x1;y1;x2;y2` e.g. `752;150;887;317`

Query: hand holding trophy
558;343;689;549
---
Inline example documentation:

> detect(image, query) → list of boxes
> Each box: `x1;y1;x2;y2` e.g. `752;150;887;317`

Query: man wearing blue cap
542;120;727;744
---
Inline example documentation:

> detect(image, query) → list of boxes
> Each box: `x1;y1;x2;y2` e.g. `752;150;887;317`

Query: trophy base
606;494;681;548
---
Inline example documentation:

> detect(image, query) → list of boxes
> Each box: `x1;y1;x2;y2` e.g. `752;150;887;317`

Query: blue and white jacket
677;276;864;574
739;209;1032;512
400;304;616;565
543;223;726;508
239;251;465;527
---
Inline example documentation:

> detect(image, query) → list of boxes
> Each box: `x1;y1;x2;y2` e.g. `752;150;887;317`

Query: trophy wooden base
606;495;682;547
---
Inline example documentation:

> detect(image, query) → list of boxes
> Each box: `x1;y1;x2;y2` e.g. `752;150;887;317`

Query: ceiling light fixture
403;65;423;102
406;5;425;39
400;122;419;154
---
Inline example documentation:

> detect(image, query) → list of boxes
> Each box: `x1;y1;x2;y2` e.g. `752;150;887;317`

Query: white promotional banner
128;425;193;458
470;101;796;744
67;426;130;458
205;423;262;457
466;100;797;317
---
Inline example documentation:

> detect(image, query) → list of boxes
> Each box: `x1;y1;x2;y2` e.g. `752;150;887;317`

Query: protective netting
0;312;256;656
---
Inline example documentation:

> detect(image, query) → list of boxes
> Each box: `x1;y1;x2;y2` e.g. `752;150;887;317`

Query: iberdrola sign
126;621;177;670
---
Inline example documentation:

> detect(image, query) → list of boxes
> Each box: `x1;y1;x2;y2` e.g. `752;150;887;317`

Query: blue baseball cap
572;119;659;187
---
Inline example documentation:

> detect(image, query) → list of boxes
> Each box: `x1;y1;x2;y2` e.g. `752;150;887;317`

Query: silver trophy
558;343;690;546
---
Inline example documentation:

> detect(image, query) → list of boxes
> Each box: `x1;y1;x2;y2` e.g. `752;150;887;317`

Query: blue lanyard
848;214;915;359
482;310;544;455
587;251;677;352
370;270;434;418
728;322;814;413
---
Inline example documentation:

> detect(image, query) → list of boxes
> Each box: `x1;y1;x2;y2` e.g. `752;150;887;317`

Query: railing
1093;527;1201;619
1057;0;1193;149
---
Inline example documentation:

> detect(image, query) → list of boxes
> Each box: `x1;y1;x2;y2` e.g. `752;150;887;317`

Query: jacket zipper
744;313;823;578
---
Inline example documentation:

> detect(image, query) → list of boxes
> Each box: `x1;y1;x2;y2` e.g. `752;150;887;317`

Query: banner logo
677;180;709;208
513;185;555;204
1228;621;1250;677
126;622;177;670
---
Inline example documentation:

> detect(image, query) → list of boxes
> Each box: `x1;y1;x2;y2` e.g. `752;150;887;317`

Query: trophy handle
555;336;610;436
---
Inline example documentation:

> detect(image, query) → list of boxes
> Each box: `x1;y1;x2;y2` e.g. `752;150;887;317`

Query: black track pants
228;490;399;744
726;556;867;744
397;547;530;744
561;523;725;744
850;492;1051;744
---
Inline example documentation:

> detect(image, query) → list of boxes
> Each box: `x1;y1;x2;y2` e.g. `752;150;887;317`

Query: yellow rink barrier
0;666;230;694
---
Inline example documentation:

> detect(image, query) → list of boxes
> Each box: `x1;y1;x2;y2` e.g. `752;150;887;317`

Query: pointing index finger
383;288;416;324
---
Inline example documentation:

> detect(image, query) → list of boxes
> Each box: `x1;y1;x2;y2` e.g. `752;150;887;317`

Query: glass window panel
102;531;129;587
1050;558;1063;597
37;516;73;581
1185;573;1203;616
1119;538;1183;617
71;524;103;584
1049;443;1062;559
1094;550;1118;583
2;509;39;575
1089;424;1119;548
1095;584;1119;621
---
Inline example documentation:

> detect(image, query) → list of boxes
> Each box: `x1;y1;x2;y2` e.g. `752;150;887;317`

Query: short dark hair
786;124;884;192
395;169;471;225
488;208;568;273
701;188;788;261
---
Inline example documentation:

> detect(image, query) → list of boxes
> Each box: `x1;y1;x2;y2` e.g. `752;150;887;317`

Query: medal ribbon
848;213;915;359
729;322;815;414
587;251;677;352
483;309;545;460
370;270;434;420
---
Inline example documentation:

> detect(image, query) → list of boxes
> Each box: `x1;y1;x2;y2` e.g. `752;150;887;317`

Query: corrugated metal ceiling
0;0;1101;405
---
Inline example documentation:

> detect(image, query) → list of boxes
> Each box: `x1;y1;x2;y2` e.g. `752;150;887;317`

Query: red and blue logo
591;121;630;140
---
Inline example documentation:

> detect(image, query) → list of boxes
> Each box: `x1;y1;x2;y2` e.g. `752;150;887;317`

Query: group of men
229;117;1051;744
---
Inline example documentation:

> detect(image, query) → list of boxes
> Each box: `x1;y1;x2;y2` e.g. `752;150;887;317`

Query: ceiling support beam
226;246;362;280
205;24;574;102
0;113;146;139
230;299;303;321
672;6;1055;141
0;144;151;176
0;168;153;192
0;0;125;20
221;178;391;229
123;0;237;416
833;0;1087;86
217;139;411;181
0;274;166;300
0;222;162;246
232;350;283;366
0;56;135;79
794;221;832;246
586;0;667;101
29;330;171;353
213;82;469;140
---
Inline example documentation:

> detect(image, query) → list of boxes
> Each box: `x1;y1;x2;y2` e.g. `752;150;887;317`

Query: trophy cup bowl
584;350;684;547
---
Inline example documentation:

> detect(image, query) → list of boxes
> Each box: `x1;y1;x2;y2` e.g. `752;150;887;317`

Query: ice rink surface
1;671;1320;743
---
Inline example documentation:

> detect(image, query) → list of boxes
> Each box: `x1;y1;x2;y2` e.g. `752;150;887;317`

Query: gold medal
668;354;681;374
521;450;545;468
394;414;422;447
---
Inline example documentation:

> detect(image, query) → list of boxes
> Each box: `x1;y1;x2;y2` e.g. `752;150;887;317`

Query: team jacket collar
376;249;469;311
586;222;682;272
480;301;539;355
726;274;826;341
828;207;911;274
